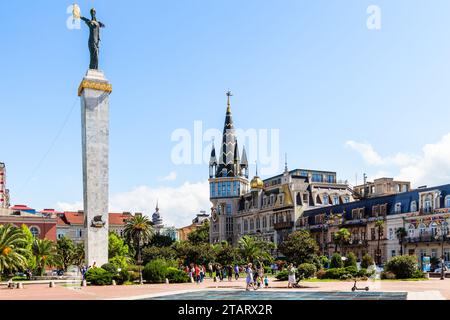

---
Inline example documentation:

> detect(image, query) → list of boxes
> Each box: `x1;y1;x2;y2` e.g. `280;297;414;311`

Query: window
408;225;415;238
262;216;267;229
222;183;226;196
327;175;335;183
419;223;426;235
372;205;380;217
431;249;438;258
256;218;260;230
226;204;232;215
270;215;274;227
333;195;339;205
218;182;222;196
391;250;396;257
312;173;323;182
210;183;216;197
233;181;238;196
389;228;394;240
344;196;350;204
371;228;376;240
394;202;402;214
322;194;329;205
446;196;450;208
30;226;40;238
424;195;432;213
430;222;438;236
410;201;417;212
226;182;231;196
303;194;309;205
250;219;254;230
244;220;248;232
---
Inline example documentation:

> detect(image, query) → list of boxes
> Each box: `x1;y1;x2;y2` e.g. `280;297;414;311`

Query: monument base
80;69;112;268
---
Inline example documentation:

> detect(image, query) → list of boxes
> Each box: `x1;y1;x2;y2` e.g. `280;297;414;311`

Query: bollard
16;283;24;289
190;276;194;283
165;278;169;284
49;281;55;288
112;280;116;286
82;279;87;287
8;282;14;289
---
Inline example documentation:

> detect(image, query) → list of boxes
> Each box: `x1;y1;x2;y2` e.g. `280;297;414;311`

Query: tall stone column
78;69;112;267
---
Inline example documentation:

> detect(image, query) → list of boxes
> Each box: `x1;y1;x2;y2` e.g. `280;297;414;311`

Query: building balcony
273;221;294;230
404;233;448;244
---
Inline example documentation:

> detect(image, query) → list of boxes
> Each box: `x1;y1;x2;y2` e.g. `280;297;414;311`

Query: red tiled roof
109;212;132;225
10;204;34;211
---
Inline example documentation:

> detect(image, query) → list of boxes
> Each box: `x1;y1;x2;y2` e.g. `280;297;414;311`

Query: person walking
287;263;297;288
245;263;256;291
208;262;213;278
227;265;233;282
264;275;269;288
195;264;201;284
234;264;240;280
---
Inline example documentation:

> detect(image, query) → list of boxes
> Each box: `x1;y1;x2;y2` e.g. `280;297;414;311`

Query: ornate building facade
208;93;354;246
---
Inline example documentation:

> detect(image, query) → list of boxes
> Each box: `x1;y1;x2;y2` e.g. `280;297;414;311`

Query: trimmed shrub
361;254;374;269
298;263;317;279
275;270;289;281
166;267;190;283
129;271;140;282
324;268;347;279
385;255;418;279
86;268;113;286
344;266;358;276
101;263;118;275
115;268;131;285
344;252;357;268
381;271;396;279
356;268;372;278
330;253;344;268
143;259;169;283
412;269;426;279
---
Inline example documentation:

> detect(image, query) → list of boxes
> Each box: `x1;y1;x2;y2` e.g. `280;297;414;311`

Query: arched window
394;202;402;214
322;194;329;205
408;225;415;238
445;196;450;208
30;226;40;238
410;201;417;212
424;195;432;213
431;222;438;236
333;195;339;205
419;223;426;235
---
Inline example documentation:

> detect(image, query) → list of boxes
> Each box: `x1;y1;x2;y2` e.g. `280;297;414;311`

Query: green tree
72;242;85;269
375;220;385;265
124;214;154;284
278;230;318;266
171;241;215;266
334;228;351;255
187;220;210;245
56;236;75;271
396;227;407;256
0;224;28;276
213;241;239;266
108;232;131;268
361;253;374;269
142;246;177;265
149;233;175;247
32;238;62;276
20;224;36;270
238;235;274;266
330;253;344;268
344;252;357;267
385;255;418;279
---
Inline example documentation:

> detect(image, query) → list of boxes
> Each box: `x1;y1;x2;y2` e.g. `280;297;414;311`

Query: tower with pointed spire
209;91;250;244
152;201;164;232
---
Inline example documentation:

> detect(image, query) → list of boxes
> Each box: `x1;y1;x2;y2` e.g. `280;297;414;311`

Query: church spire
216;90;237;177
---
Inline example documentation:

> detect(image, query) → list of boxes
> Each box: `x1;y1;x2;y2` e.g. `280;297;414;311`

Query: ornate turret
240;146;249;178
250;163;264;190
152;201;163;228
209;140;217;178
234;141;241;176
216;91;237;177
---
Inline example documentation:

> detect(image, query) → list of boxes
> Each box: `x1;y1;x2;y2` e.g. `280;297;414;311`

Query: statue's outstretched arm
99;21;106;28
80;16;90;25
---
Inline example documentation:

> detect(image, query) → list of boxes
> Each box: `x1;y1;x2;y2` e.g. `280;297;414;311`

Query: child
264;275;269;288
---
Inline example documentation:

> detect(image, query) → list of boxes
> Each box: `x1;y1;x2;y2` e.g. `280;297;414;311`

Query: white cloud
55;180;211;228
346;133;450;187
159;171;177;182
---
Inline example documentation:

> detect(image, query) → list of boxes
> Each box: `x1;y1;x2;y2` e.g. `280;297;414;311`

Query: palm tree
334;228;351;255
238;235;274;267
124;214;154;284
0;224;28;276
396;227;407;256
375;220;385;265
32;238;62;276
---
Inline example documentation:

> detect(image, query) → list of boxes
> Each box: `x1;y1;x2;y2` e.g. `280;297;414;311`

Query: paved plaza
0;278;447;300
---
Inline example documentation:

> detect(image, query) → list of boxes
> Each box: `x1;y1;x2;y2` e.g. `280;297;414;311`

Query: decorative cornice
78;79;112;96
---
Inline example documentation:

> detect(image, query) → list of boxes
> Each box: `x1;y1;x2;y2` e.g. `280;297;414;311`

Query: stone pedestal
79;69;112;268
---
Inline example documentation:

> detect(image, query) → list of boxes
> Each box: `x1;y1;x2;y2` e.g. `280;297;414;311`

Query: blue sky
2;1;450;226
